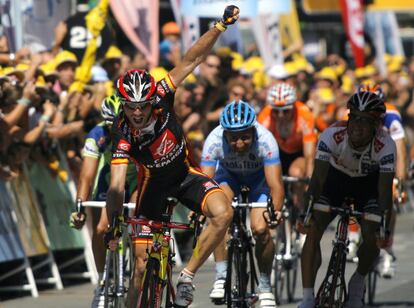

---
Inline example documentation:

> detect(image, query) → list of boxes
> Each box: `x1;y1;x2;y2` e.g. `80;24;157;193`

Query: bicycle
128;197;203;308
80;200;135;308
303;198;383;307
224;185;276;308
272;176;309;305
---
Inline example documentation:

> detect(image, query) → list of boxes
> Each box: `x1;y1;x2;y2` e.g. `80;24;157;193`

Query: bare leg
251;208;274;274
186;191;233;273
126;243;147;308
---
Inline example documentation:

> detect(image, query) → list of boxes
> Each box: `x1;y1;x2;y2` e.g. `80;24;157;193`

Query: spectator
159;21;181;70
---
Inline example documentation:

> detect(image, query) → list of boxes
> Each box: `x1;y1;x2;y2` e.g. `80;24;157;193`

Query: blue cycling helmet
220;100;256;131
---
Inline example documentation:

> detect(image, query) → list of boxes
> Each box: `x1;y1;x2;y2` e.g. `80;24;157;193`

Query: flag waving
339;0;365;67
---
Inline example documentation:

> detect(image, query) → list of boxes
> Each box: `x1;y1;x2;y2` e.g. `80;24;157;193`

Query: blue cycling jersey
201;123;281;201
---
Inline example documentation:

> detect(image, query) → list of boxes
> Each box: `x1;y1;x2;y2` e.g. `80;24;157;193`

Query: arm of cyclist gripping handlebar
69;198;87;229
264;164;284;217
106;163;128;226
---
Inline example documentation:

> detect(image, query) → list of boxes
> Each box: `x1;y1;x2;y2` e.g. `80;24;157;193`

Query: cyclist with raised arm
258;83;316;211
201;101;284;307
105;5;239;308
69;95;138;308
298;85;395;308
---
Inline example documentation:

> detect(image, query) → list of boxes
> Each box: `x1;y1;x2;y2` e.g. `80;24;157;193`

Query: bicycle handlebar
128;217;193;231
231;201;268;208
81;201;135;209
312;203;382;223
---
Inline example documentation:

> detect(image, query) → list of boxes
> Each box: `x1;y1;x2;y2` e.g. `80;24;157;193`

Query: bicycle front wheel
273;223;286;305
366;269;377;305
139;257;161;308
226;241;248;308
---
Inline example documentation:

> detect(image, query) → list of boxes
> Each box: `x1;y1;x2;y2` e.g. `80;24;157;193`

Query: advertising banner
8;171;49;257
181;0;290;18
28;162;84;251
252;14;283;69
0;180;25;263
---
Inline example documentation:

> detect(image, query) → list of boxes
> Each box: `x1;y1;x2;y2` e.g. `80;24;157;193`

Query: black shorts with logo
133;167;221;243
315;166;381;215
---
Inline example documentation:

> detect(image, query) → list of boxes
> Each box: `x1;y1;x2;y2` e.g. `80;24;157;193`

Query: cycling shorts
214;167;269;202
315;166;381;216
133;168;221;244
279;150;303;175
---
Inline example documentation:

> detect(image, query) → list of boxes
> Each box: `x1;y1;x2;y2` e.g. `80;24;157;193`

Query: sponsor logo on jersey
157;84;166;97
316;154;330;161
149;129;177;160
318;141;331;153
203;181;218;192
380;153;394;165
333;129;346;144
118;139;131;152
374;138;384;152
160;79;171;93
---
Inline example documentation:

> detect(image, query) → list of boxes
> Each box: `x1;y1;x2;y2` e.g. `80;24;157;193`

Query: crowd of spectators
1;12;414;192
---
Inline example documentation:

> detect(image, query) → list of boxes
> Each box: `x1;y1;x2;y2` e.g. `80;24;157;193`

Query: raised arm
169;5;239;87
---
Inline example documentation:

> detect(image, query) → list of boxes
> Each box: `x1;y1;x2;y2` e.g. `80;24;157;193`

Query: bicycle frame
225;186;271;307
311;200;382;307
129;198;197;308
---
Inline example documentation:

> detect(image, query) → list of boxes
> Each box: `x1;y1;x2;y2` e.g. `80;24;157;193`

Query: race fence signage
0;180;25;263
28;162;84;251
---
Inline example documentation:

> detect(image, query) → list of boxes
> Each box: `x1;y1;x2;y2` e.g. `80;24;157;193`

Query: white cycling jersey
315;121;396;177
201;123;281;177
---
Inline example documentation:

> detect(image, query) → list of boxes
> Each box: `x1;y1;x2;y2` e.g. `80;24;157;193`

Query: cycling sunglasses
120;98;155;110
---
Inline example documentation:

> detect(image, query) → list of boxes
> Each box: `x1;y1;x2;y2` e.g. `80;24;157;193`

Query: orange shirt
258;101;317;154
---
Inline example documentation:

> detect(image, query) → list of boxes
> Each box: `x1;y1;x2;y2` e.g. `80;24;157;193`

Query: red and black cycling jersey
111;75;197;183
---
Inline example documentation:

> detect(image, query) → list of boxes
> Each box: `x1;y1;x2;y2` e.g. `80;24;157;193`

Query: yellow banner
280;0;303;48
302;0;414;13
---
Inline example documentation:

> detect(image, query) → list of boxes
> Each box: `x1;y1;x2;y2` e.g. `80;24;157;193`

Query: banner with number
28;162;84;251
0;180;25;263
110;0;159;68
8;170;49;257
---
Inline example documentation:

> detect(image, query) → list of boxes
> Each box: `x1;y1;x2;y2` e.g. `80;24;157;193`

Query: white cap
91;66;109;82
267;64;288;80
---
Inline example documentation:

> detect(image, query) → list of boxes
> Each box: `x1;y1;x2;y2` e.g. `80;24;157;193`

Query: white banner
252;14;283;69
181;15;200;54
22;0;71;52
181;0;290;17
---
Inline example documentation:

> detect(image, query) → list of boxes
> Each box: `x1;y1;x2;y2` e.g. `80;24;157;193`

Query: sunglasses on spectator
231;90;245;97
206;62;220;69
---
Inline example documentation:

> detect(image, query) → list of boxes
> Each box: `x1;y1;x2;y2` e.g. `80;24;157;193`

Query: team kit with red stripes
111;74;221;239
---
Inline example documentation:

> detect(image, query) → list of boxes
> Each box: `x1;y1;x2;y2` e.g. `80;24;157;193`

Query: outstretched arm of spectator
23;100;56;144
52;21;67;55
169;5;239;87
46;120;84;139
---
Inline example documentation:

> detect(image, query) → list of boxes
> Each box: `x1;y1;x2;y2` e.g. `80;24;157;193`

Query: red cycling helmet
116;69;156;108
